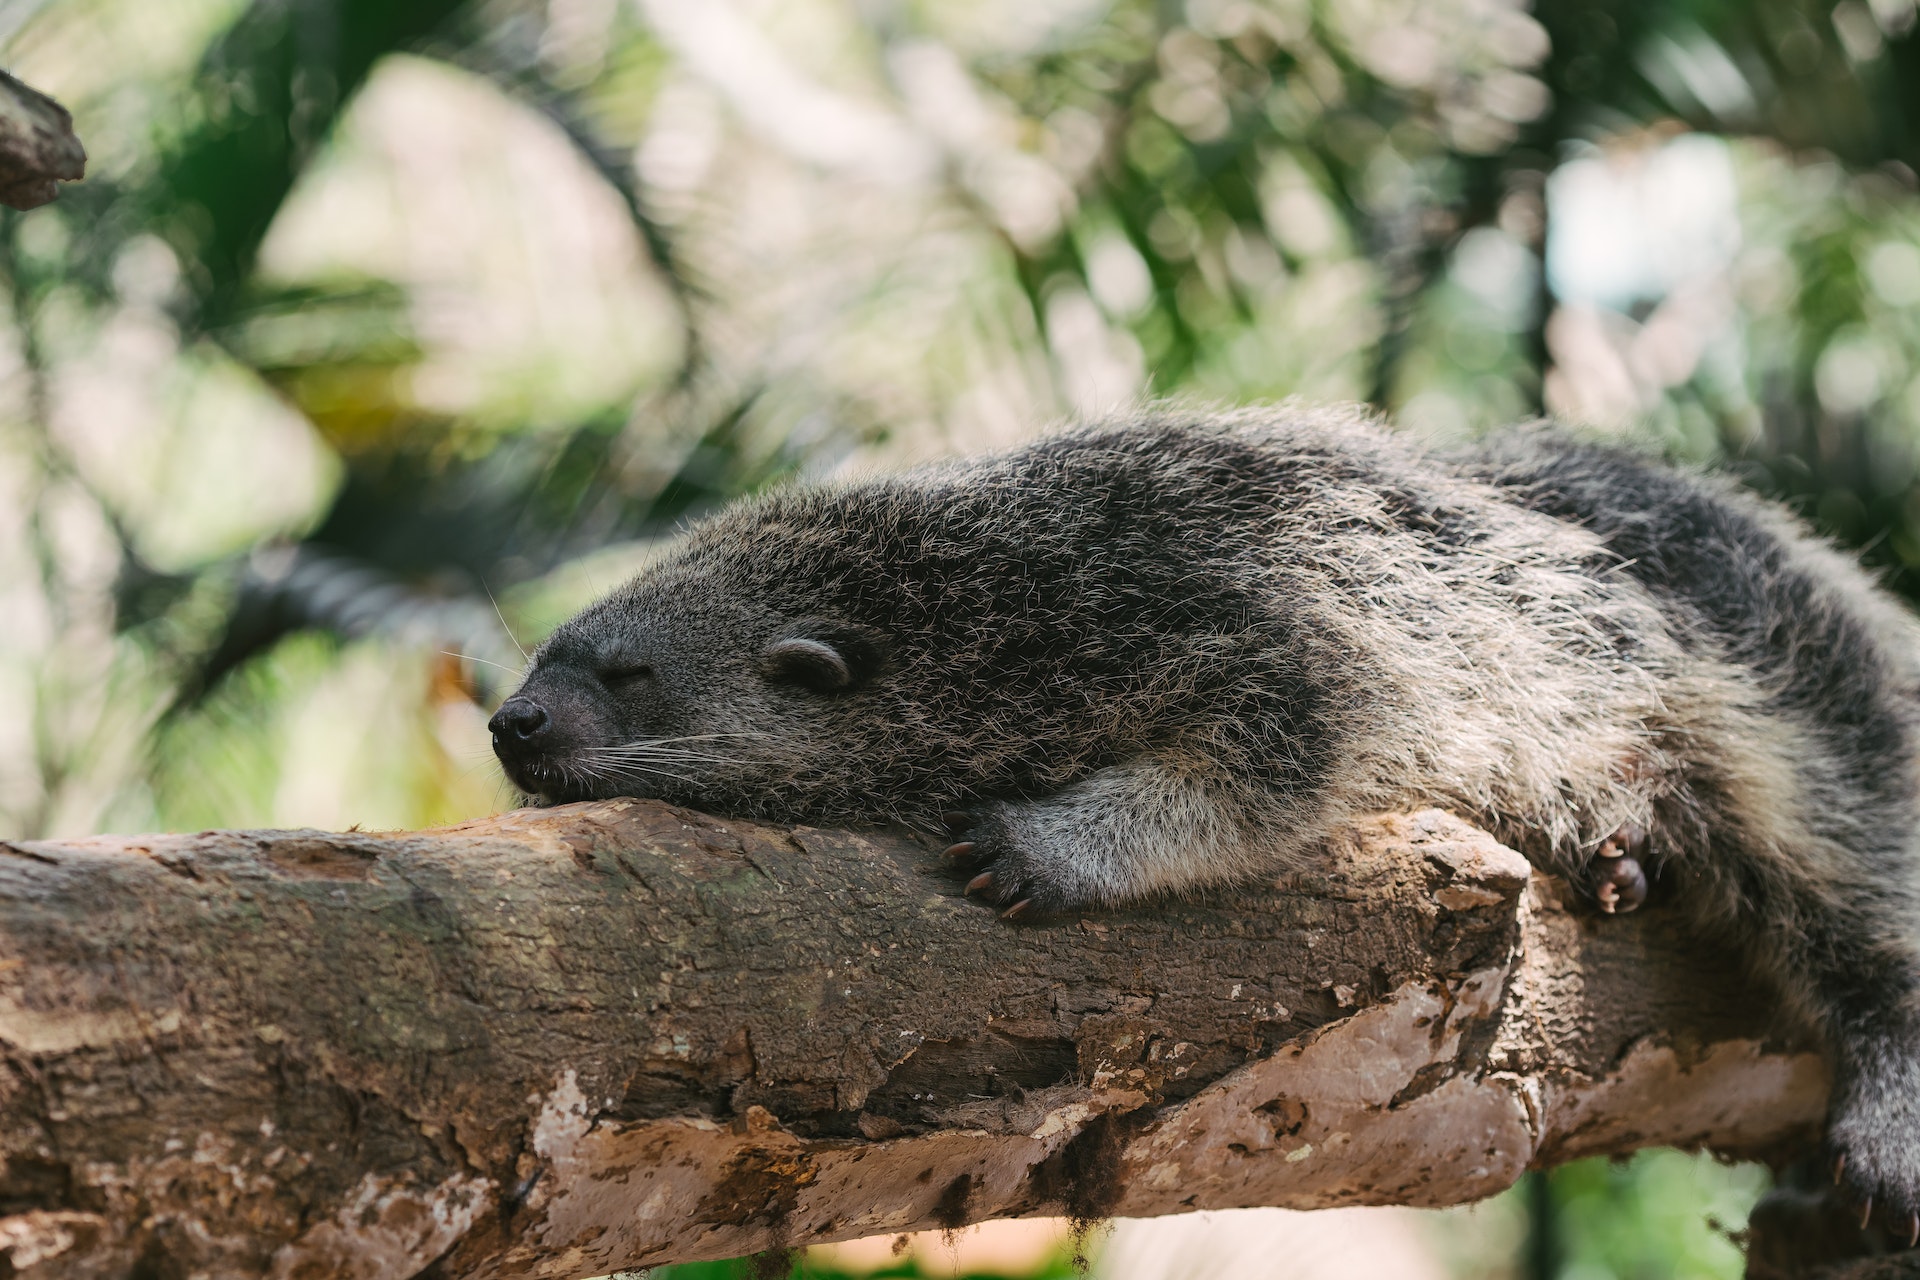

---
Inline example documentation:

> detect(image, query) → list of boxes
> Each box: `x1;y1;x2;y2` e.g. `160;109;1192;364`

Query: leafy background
0;0;1909;1273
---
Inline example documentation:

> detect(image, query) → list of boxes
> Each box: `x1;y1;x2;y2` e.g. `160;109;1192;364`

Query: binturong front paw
1826;1073;1920;1247
938;804;1090;923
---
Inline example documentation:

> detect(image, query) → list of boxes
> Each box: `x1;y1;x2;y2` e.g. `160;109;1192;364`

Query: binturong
492;402;1920;1230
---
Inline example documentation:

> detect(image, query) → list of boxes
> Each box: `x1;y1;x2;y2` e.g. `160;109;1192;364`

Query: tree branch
0;804;1824;1278
0;70;82;211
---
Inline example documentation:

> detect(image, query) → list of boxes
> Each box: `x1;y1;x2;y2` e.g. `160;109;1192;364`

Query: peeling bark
0;70;82;210
0;803;1826;1278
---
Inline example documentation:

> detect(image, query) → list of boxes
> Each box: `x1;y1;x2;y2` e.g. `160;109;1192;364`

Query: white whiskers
441;650;526;678
564;731;772;789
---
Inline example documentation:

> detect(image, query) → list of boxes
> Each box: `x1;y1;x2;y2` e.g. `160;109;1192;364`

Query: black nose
489;697;550;743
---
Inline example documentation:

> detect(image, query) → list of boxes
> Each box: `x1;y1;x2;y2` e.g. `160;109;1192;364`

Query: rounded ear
760;638;852;692
759;622;888;692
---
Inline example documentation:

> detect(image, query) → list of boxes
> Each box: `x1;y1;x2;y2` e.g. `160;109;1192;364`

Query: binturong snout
487;662;633;803
488;697;550;746
488;695;558;792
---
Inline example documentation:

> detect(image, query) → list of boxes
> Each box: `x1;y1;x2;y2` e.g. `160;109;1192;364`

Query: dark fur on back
1477;438;1920;1013
494;403;1920;1223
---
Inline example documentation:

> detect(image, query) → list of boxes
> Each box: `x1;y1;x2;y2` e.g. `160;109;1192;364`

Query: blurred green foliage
23;0;1920;745
1542;1151;1770;1280
3;0;1918;1272
64;0;1912;821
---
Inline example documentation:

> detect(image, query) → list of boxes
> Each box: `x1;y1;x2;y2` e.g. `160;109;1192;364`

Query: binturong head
488;422;1279;828
488;534;897;821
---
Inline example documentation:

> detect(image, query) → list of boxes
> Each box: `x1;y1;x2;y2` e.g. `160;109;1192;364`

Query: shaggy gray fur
492;403;1920;1225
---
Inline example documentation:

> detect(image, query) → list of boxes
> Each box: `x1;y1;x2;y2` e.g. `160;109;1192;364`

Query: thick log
0;70;82;210
0;803;1823;1279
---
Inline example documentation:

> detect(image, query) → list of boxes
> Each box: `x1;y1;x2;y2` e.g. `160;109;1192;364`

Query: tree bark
0;802;1829;1278
0;70;82;210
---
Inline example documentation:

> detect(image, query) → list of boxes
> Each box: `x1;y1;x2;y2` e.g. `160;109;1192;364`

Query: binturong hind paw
1587;822;1649;914
938;804;1107;922
1825;1093;1920;1248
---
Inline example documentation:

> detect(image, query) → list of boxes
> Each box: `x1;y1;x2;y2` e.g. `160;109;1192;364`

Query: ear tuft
761;638;852;691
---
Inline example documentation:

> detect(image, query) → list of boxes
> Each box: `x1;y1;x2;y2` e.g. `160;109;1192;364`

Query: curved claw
942;810;975;835
1594;854;1648;915
943;841;976;862
1587;823;1651;915
1863;1195;1875;1231
1834;1153;1847;1186
965;872;995;897
1000;898;1034;921
1596;821;1645;859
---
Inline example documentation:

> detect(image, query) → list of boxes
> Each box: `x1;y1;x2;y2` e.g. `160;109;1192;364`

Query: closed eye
601;664;654;685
